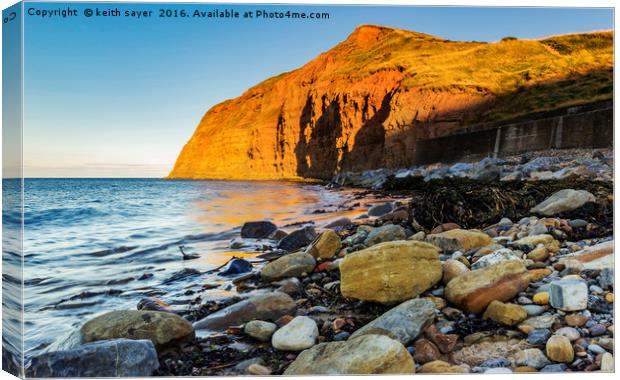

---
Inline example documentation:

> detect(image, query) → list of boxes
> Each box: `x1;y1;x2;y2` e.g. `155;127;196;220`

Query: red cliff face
168;25;613;180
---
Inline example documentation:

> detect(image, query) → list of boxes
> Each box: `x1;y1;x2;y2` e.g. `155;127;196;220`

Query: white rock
530;189;595;216
549;280;588;311
600;352;614;372
471;249;521;270
272;316;318;351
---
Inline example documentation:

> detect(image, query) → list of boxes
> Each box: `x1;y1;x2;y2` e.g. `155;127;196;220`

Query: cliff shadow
295;94;344;179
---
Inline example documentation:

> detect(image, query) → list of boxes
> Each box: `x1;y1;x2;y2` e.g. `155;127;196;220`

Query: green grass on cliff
332;26;613;121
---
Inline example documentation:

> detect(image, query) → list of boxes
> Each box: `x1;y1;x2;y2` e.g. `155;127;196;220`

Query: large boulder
277;226;317;251
340;241;442;304
193;292;295;330
283;334;415;375
426;229;492;253
261;252;316;281
27;339;159;377
445;261;531;313
81;311;194;351
305;230;342;259
241;221;277;239
349;298;435;345
530;189;596;216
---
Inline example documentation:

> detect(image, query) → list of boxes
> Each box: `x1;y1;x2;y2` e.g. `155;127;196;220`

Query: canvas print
1;1;615;377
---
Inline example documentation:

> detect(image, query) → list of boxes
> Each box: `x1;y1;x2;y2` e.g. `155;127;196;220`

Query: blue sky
22;2;613;177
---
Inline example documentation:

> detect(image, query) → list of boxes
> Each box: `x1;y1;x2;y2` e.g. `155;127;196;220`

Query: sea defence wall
412;101;613;164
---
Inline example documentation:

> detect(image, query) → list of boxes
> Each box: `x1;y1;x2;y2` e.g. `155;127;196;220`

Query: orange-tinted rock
426;229;492;253
418;360;468;373
565;314;589;327
482;300;527;326
442;259;470;284
340;241;441;304
546;335;574;363
559;241;613;270
445;261;531;314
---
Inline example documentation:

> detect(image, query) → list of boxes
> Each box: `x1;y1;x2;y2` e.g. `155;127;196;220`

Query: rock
546;335;574;363
549;280;588;311
81;311;194;351
283;335;415;374
218;258;253;277
523;304;545;316
479;358;512;368
533;292;550;305
600;352;614;372
483;301;527;326
514;348;550;369
559;241;613;270
349;298;435;345
247;364;272;375
519;315;558;330
442;259;470;284
277;226;317;251
241;221;277;239
452;339;528;367
271;316;318;351
418;360;468;373
425;325;458;354
565;313;589;327
234;358;264;373
340;240;441;304
555;327;580;341
527;247;550;262
274;277;301;294
445;260;531;313
471;249;521;270
244;320;277;342
527;329;551;346
324;217;352;229
194;292;296;330
137;298;173;313
364;224;406;246
261;252;316;281
530;189;596;216
413;339;441;364
430;222;461;234
368;202;393;217
513;234;559;252
27;339;159;377
268;229;288;240
539;364;567;372
599;268;614;289
426;229;492;253
305;230;342;259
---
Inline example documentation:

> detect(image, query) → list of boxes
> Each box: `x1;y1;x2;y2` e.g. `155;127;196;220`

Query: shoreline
25;148;614;376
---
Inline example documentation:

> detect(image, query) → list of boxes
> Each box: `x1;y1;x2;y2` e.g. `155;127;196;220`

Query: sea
2;178;372;362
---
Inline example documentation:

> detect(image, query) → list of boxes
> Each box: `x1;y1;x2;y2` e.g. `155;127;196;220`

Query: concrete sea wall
412;101;613;164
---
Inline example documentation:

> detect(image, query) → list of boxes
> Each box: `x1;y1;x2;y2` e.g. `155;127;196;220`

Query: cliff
168;25;613;180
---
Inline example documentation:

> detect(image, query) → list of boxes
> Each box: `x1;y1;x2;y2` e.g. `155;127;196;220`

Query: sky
20;2;613;178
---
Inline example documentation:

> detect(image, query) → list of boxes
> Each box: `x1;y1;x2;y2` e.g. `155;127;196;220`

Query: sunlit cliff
168;25;613;180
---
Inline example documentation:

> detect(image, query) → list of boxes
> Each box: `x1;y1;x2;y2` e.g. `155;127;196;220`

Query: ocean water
3;178;369;360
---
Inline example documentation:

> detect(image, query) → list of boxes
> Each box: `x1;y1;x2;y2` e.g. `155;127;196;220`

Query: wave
24;207;108;227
